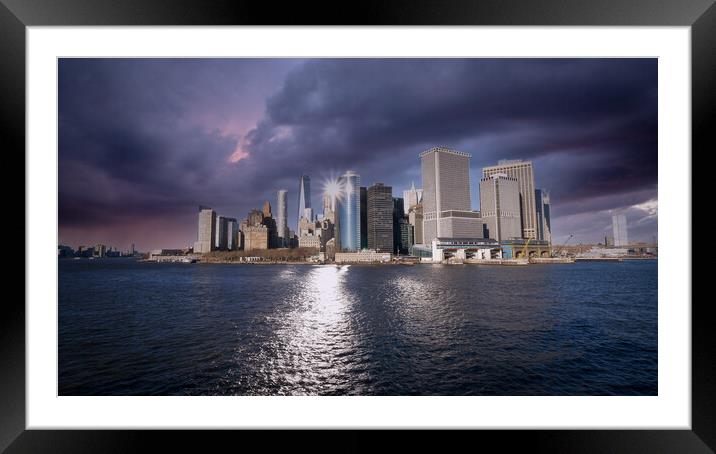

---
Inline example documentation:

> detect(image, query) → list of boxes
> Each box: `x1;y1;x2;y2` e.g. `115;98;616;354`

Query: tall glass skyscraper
337;170;361;251
297;174;311;226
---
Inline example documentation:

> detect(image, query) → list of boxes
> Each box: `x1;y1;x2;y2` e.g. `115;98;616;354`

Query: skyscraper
420;146;482;245
482;160;537;239
408;204;424;245
226;217;239;250
215;215;229;250
297;175;311;226
612;213;628;246
337;170;361;251
277;189;288;246
360;186;367;249
403;182;423;210
542;192;552;244
242;208;269;251
480;174;522;242
193;206;216;254
535;189;545;241
366;183;394;253
392;197;406;254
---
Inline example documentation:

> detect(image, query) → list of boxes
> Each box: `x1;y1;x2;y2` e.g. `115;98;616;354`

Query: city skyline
59;58;658;250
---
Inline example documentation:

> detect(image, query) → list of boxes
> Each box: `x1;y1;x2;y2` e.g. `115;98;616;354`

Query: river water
58;258;657;395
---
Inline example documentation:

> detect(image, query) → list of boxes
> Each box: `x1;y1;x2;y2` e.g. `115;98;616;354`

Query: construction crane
520;238;532;259
553;234;574;257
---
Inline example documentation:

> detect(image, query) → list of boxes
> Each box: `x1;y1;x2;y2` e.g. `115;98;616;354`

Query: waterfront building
500;238;551;259
400;221;414;253
226;217;239;250
392;197;408;255
93;244;108;258
215;215;229;250
482;159;538;239
578;246;629;258
193;206;216;254
243;225;269;251
403;182;423;210
58;245;74;258
612;213;628;246
542;192;552;244
408;203;424;245
297;175;312;227
148;249;186;261
335;249;392;263
535;189;545;241
337;170;361;251
277;189;288;247
420;147;483;246
430;237;501;262
366;183;394;253
480;174;522;242
360;186;368;249
241;208;270;251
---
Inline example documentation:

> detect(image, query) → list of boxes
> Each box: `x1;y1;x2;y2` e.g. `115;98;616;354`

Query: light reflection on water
265;265;360;394
58;259;658;396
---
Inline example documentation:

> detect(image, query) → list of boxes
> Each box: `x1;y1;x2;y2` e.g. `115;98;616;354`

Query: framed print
4;0;712;451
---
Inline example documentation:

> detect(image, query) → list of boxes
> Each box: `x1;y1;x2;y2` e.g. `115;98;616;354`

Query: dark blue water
58;258;657;395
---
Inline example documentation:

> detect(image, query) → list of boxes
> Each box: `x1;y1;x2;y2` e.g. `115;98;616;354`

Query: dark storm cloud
242;58;657;242
59;58;657;249
58;58;299;248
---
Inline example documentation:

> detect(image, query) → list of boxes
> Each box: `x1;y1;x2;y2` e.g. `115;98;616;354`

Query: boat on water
464;258;529;266
529;257;575;264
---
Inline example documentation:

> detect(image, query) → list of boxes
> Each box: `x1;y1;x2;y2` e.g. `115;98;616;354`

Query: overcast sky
58;58;657;251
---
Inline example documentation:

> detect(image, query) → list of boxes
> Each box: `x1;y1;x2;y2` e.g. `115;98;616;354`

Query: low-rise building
430;237;500;262
500;239;551;259
335;249;392;263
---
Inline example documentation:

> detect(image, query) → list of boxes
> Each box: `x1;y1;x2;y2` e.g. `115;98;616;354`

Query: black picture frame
3;0;711;452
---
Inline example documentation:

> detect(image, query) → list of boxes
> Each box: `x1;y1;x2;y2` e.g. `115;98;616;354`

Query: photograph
57;57;659;397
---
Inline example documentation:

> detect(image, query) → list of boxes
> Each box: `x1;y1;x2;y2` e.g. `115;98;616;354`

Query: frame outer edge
691;1;716;451
0;1;27;454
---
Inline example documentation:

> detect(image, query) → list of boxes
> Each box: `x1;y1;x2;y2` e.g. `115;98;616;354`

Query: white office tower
612;213;628;246
277;189;288;246
479;174;522;242
420;147;483;245
482;160;537;239
402;181;423;210
193;206;216;254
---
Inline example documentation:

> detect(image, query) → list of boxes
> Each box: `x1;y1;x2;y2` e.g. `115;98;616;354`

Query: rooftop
418;146;471;158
